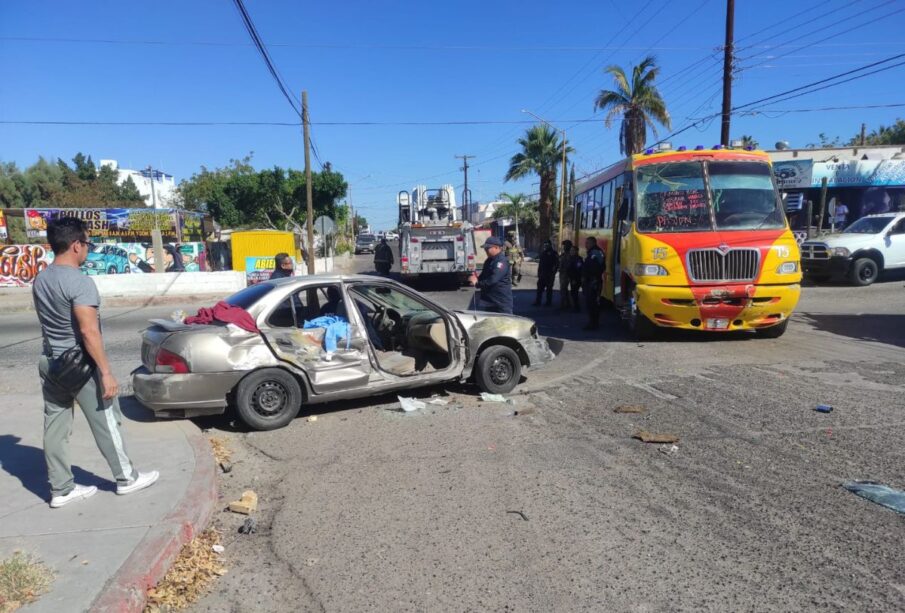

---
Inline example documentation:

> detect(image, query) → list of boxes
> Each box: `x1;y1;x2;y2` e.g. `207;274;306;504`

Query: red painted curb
91;422;218;613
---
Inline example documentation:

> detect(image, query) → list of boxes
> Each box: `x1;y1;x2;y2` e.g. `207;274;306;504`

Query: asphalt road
3;259;905;611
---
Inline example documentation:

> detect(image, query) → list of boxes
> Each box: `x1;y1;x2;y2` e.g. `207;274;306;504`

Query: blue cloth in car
303;315;350;352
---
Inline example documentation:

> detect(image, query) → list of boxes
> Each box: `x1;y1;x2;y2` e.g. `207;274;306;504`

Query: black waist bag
47;345;96;395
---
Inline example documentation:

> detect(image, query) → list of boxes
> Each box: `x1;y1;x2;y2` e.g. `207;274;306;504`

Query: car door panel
885;218;905;268
258;284;373;395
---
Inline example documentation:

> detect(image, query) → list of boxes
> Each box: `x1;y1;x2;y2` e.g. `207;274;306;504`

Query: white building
100;159;177;208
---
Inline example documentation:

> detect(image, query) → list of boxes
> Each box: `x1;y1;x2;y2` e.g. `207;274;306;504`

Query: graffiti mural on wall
0;245;55;287
81;242;207;275
0;243;207;286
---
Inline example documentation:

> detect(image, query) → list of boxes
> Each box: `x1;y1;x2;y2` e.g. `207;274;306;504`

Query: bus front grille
686;248;760;282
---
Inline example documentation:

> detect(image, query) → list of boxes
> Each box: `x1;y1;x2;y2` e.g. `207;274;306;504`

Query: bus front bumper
636;283;801;332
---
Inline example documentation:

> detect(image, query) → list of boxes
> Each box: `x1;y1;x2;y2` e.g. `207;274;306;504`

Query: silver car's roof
263;273;393;288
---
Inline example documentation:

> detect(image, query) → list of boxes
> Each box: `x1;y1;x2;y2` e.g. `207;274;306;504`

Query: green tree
849;119;905;146
739;135;759;149
594;55;671;156
177;154;348;230
505;125;572;241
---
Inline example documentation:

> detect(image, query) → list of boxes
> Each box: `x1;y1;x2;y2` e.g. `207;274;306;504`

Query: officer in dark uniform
582;236;605;330
468;236;513;314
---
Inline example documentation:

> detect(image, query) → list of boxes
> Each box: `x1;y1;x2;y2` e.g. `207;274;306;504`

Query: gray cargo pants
39;355;138;497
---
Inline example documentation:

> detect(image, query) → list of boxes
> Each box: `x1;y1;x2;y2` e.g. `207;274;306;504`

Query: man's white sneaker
50;484;98;508
116;470;160;495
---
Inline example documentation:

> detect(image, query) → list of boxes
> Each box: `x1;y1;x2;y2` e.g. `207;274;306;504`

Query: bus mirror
397;191;411;207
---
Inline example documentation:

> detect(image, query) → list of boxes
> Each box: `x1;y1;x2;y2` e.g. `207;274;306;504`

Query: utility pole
720;0;735;146
860;123;867;146
302;91;315;275
455;155;475;222
558;132;567;244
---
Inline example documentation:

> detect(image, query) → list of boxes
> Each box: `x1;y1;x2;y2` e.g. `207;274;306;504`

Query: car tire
474;345;522;395
755;319;789;338
848;257;878;286
235;368;302;431
107;265;117;274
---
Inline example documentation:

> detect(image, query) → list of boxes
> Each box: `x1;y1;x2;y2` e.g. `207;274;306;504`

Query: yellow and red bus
573;146;801;338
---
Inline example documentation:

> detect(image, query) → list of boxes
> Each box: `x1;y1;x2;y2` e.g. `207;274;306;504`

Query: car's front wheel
474;345;522;394
235;368;302;430
848;257;878;286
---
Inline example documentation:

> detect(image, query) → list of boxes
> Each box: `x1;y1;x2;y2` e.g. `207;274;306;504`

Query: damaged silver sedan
133;275;554;430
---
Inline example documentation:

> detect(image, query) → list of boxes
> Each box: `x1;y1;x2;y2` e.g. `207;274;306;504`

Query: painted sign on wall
0;244;54;287
245;256;277;285
23;208;184;240
80;242;207;275
0;210;8;240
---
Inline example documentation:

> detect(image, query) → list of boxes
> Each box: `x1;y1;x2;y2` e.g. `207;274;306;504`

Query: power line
0;118;608;127
649;53;905;146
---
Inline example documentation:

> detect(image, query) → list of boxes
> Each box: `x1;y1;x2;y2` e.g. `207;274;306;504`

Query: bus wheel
755;319;789;338
628;293;657;340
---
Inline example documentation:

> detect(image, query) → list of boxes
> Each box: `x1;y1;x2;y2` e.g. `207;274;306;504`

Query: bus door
611;186;629;305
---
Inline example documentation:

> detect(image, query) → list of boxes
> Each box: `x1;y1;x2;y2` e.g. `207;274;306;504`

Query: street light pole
521;110;567;243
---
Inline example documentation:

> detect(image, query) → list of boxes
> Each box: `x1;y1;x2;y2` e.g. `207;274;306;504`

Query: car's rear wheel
848;257;878;286
474;345;522;395
235;368;302;430
107;265;117;274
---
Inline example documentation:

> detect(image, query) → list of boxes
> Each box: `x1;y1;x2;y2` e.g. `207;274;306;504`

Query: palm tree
498;192;527;245
494;196;539;248
505;124;572;241
739;135;759;149
594;55;671;156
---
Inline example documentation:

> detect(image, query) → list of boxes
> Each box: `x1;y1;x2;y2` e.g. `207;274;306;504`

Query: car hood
804;233;879;250
452;310;536;340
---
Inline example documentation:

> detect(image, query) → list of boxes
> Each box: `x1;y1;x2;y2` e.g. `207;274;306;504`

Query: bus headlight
633;264;669;277
776;261;799;274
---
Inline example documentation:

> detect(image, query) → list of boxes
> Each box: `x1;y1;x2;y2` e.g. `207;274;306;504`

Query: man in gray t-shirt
33;217;159;508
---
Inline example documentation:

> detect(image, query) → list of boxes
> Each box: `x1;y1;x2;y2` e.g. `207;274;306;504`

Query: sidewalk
0;393;217;613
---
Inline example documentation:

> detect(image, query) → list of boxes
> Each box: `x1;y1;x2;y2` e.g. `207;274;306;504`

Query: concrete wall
93;271;247;297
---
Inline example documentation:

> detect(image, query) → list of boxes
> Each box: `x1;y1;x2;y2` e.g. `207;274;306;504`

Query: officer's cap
482;237;504;248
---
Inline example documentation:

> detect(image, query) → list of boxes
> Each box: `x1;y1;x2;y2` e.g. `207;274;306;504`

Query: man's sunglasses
77;239;96;249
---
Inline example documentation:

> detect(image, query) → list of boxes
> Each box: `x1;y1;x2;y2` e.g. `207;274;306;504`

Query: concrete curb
90;421;218;613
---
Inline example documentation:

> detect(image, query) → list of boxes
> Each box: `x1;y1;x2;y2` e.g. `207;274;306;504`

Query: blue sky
2;0;904;231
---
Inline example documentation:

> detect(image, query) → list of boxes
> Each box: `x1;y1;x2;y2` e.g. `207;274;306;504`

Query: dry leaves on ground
144;529;226;612
0;551;54;613
208;437;232;465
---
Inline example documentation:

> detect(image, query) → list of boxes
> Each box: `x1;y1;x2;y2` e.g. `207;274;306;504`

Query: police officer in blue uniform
468;237;513;314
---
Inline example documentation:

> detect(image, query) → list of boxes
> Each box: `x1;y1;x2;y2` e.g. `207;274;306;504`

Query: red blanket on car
185;301;259;333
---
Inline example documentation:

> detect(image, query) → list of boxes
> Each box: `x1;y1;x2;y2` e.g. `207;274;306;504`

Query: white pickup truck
800;212;905;286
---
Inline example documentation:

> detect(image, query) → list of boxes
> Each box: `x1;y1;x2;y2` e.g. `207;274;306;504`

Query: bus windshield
635;160;784;233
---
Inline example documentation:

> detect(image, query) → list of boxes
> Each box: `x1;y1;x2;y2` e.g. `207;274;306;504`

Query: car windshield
710;162;785;230
357;235;375;242
635;160;784;232
842;216;893;234
636;162;711;232
224;282;276;309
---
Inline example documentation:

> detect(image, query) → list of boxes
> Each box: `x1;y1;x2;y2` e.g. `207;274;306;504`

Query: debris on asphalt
659;444;680;456
208;437;232;465
814;404;834;413
307;415;318;423
842;480;905;515
480;392;512;403
211;544;225;554
238;518;257;535
633;430;680;444
426;397;449;405
228;490;258;515
0;550;54;611
398;396;426;412
614;405;646;414
145;529;226;611
506;510;529;521
219;462;233;474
